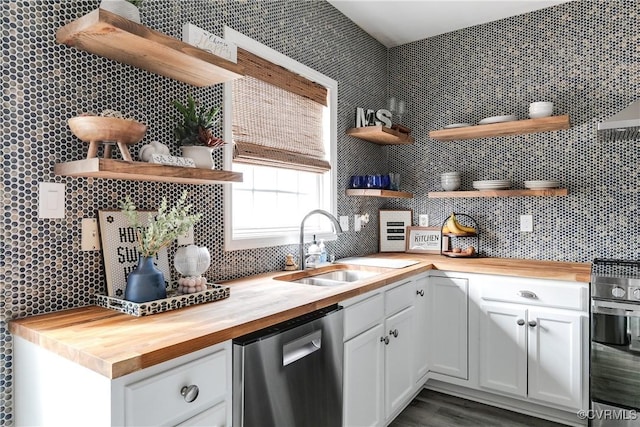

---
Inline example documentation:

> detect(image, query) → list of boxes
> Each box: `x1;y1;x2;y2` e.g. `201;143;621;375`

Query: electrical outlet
520;215;533;232
419;214;429;227
354;215;361;232
177;226;195;246
81;218;101;251
339;215;349;231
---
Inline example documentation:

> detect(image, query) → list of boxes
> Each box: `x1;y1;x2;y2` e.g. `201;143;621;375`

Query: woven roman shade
232;48;330;173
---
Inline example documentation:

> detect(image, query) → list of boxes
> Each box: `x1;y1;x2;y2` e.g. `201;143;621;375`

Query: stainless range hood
597;100;640;141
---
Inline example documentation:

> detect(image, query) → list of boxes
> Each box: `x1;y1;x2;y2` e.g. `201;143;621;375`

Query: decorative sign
150;154;196;167
406;226;443;254
98;210;170;297
182;23;237;63
379;209;413;252
355;107;392;128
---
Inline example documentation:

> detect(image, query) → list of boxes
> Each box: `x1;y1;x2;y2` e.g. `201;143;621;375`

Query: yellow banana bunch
445;213;477;235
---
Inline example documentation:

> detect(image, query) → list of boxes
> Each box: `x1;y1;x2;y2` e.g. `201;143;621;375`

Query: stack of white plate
524;180;560;189
472;179;510;190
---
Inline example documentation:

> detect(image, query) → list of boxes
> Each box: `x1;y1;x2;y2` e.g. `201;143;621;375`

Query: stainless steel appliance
591;259;640;426
596;100;640;141
233;304;343;427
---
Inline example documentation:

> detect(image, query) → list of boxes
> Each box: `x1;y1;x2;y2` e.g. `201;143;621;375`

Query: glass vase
124;256;167;303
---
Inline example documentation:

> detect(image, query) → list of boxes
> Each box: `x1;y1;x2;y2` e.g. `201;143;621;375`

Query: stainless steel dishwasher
233;304;343;427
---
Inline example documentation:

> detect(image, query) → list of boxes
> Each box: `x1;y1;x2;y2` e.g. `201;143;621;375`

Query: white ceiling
327;0;571;47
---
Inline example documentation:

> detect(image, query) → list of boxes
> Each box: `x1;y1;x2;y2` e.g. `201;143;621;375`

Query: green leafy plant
120;190;202;257
173;95;225;148
126;0;143;7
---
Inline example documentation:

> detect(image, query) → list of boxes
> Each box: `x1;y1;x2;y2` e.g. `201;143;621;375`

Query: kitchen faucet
299;209;343;270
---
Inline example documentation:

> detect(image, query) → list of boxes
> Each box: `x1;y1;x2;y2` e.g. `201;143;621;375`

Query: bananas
444;213;477;235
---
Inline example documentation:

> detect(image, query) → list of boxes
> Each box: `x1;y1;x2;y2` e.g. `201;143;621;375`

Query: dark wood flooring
390;389;566;427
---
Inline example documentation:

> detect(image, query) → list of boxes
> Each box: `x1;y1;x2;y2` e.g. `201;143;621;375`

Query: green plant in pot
173;95;225;169
120;190;202;303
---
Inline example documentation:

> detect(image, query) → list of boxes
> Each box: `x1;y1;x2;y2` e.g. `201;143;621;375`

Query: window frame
223;27;338;251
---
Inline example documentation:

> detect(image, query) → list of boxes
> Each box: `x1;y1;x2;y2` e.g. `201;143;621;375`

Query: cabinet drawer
125;348;227;426
385;280;414;316
480;277;587;311
344;292;384;341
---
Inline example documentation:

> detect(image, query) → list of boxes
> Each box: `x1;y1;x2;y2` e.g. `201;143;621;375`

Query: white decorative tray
94;284;230;317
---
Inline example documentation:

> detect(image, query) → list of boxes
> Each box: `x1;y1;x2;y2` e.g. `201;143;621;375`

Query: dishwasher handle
283;329;322;366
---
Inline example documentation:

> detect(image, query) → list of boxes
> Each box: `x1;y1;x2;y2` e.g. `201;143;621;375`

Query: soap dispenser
306;235;321;268
318;239;327;263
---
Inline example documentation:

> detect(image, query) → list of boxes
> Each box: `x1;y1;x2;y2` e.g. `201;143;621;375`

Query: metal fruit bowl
68;116;147;144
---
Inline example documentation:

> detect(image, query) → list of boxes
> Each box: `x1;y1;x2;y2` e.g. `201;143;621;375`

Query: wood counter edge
9;257;590;379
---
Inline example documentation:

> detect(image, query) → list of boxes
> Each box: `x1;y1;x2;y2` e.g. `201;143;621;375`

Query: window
223;28;337;250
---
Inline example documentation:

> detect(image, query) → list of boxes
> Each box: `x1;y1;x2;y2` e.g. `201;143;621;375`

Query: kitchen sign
379;209;412;252
405;226;444;254
98;210;170;298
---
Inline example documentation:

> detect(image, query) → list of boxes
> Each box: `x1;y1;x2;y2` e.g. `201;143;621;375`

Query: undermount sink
275;266;384;287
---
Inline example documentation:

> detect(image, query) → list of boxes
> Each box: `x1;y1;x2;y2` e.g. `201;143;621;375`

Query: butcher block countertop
10;254;591;379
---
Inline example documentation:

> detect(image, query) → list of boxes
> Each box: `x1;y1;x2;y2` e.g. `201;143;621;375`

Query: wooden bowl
68;116;147;144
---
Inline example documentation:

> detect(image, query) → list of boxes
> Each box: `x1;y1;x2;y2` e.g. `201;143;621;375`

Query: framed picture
98;210;171;298
379;209;413;252
406;226;444;254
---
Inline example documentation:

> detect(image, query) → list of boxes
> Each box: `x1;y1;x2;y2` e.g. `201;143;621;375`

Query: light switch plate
520;215;533;232
419;214;429;227
339;215;349;232
38;182;65;218
81;218;101;251
177;225;195;246
354;215;361;232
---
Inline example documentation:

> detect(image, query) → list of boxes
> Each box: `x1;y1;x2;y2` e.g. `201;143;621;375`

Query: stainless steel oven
591;259;640;426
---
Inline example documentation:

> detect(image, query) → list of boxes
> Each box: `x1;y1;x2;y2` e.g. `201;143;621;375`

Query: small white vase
100;0;141;23
174;245;211;277
181;146;216;169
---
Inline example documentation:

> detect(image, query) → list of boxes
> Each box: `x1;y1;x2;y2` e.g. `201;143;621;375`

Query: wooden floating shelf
428;188;568;198
55;158;243;185
56;9;244;87
346;126;414;145
429;115;570;141
345;189;413;199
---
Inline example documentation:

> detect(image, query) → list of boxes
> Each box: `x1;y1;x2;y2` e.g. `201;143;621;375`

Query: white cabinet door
428;277;468;379
413;276;429;384
527;309;583;410
343;323;385;427
384;306;415;419
479;303;527;398
176;402;226;426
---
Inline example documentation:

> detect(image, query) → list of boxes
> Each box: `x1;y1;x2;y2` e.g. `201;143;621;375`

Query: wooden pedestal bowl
68;116;147;161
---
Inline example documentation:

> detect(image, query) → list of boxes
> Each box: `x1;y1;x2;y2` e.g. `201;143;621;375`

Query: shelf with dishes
346;125;414;145
429;115;570;141
345;189;413;199
56;8;244;86
429;179;568;198
54;158;243;185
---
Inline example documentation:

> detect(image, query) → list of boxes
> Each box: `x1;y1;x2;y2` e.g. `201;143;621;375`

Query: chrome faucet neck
299;209;343;270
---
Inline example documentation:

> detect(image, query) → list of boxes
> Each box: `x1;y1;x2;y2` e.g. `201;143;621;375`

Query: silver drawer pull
416;289;425;297
517;319;525;326
528;320;537;327
380;336;389;345
389;329;399;338
181;385;199;403
518;290;537;299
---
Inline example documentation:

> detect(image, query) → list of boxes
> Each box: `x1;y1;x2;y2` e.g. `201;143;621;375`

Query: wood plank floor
390;389;565;427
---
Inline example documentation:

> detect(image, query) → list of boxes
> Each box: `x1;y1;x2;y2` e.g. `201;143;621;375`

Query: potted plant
173;95;225;169
120;189;202;303
100;0;142;23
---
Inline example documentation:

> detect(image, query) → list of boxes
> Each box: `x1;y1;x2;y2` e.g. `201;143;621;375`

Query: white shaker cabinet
427;276;468;379
342;279;416;427
14;337;232;427
477;276;587;411
412;274;429;384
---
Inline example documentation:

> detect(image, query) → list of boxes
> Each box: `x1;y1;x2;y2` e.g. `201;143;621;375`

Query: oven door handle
592;299;640;317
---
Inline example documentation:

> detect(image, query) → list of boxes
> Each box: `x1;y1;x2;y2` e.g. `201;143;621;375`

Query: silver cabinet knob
416;289;425;297
380;336;389;345
528;320;537;327
517;319;525;326
181;385;199;403
389;329;399;338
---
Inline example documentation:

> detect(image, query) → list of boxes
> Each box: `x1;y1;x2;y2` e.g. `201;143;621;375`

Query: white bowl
530;102;553;109
529;111;553;118
441;171;460;176
442;181;460;191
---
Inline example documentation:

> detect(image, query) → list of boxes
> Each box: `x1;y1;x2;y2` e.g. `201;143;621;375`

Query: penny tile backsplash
1;0;638;423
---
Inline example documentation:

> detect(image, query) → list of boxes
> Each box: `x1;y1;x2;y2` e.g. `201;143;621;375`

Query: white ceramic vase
100;0;141;23
181;146;216;169
174;245;211;277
